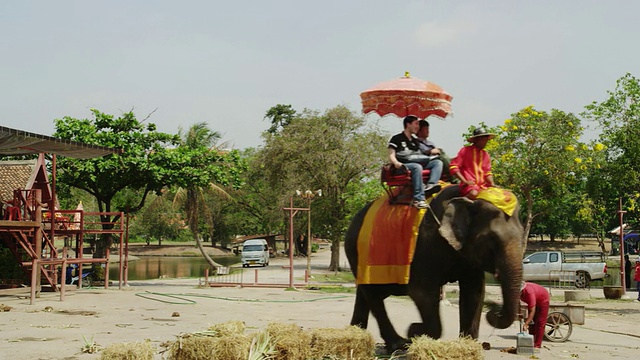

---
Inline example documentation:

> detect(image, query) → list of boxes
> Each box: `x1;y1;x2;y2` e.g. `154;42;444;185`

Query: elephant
344;185;524;352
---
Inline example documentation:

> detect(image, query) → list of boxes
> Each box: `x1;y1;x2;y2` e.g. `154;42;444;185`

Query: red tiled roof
0;159;36;203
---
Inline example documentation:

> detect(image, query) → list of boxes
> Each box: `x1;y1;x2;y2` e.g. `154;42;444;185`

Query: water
110;255;240;280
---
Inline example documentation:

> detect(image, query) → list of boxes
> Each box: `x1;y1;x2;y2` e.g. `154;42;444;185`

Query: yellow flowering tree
487;106;598;250
582;73;640;243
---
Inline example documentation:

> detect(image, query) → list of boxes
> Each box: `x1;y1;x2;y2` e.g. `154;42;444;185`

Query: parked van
241;239;269;267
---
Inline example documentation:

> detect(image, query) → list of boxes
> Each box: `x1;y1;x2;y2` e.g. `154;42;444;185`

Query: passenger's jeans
403;162;425;201
424;159;443;184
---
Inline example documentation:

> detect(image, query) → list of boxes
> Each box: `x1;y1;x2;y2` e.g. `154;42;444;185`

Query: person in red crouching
520;281;550;349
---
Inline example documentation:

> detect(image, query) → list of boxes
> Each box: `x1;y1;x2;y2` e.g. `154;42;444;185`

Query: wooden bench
381;164;432;205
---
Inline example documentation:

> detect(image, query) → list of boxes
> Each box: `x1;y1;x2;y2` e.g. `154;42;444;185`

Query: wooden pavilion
0;126;123;303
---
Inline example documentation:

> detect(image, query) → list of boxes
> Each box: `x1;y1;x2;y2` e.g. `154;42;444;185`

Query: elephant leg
349;285;370;328
364;289;407;353
408;286;442;339
458;273;485;338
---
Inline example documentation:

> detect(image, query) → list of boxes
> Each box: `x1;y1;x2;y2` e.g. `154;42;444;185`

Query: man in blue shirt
417;120;450;182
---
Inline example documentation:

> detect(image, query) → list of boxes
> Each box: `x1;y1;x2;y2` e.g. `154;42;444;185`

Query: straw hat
467;127;495;142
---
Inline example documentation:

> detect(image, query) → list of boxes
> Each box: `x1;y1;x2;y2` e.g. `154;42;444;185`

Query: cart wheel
544;311;572;342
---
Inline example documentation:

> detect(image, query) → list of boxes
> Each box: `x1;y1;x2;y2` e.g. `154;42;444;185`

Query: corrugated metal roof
0;125;120;159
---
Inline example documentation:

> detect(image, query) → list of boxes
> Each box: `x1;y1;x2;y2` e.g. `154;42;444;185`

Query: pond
110;255;240;280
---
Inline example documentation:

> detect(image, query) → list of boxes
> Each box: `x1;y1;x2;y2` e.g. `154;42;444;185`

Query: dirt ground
1;243;639;359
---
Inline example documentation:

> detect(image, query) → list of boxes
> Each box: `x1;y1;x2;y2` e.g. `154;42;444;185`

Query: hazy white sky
2;1;639;154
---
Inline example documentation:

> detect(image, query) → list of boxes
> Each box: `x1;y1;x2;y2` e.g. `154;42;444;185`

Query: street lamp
283;189;321;288
618;198;627;295
296;190;322;278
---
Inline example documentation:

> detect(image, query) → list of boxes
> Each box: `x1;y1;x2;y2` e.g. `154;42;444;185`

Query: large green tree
260;105;386;270
172;122;244;268
583;73;640;233
54;110;242;257
231;148;287;238
54;110;180;255
488;106;601;251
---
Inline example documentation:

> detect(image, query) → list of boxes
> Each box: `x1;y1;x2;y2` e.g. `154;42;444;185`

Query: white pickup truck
522;251;608;288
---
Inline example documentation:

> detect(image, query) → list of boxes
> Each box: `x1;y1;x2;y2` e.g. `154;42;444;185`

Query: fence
549;270;577;290
205;266;311;288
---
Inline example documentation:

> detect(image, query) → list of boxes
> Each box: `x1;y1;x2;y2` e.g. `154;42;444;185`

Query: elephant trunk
486;250;523;329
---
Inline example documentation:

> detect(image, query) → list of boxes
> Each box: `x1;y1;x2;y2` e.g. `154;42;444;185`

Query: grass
81;335;100;354
310;271;355;283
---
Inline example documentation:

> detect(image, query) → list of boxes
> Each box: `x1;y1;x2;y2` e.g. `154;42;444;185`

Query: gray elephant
344;185;524;352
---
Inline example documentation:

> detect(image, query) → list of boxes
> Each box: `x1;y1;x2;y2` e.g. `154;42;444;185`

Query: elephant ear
439;197;474;251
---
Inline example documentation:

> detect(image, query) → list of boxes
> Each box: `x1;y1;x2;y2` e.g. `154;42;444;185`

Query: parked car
241;239;269;268
522;251;607;288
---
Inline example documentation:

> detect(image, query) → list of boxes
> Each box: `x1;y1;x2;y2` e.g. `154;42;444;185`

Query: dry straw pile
164;321;376;360
406;336;484;360
165;320;251;360
100;340;155;360
310;326;375;359
102;320;484;360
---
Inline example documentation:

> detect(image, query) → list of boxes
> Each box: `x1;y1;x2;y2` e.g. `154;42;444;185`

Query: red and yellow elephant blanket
356;195;426;285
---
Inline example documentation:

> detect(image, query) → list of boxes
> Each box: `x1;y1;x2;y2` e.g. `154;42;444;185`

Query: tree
172;122;244;268
488;106;601;251
583;73;640;232
264;104;297;135
260;105;387;270
54;110;243;258
231;148;287;238
54;110;180;256
130;191;188;244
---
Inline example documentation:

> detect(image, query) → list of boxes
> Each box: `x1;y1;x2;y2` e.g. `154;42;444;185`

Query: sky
2;1;639;155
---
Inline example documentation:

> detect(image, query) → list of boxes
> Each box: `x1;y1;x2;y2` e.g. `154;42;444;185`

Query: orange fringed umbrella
360;72;453;120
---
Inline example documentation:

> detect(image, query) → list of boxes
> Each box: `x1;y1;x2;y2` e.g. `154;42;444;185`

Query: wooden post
60;248;67;301
34;189;42;298
289;196;294;288
619;198;627;294
30;258;38;305
307;198;311;279
105;246;110;289
119;222;124;290
124;210;130;286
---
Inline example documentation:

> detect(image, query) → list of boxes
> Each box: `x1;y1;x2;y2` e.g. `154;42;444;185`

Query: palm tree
173;122;231;268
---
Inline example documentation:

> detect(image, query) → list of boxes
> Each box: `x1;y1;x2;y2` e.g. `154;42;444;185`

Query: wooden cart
522;304;584;342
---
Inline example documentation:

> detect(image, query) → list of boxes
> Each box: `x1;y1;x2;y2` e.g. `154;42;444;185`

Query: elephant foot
383;337;410;355
408;322;424;339
408;322;441;340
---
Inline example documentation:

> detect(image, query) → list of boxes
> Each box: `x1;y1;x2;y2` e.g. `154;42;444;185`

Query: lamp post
296;190;322;277
283;189;321;288
618;198;627;295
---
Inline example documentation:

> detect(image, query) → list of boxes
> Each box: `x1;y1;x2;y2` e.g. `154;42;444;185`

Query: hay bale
100;340;154;360
265;322;312;360
310;326;375;360
207;320;246;336
407;336;483;360
167;332;250;360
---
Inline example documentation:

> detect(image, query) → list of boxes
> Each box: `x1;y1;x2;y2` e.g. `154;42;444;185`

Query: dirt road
0;247;638;359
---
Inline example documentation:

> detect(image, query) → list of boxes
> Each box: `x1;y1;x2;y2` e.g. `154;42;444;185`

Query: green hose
135;291;347;304
135;291;197;304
